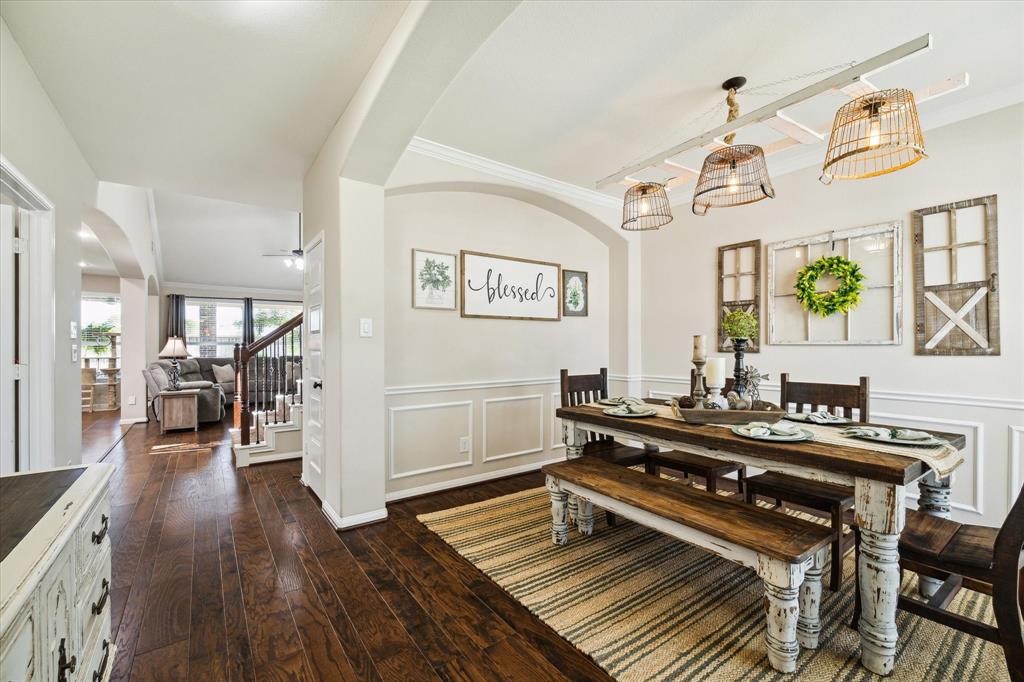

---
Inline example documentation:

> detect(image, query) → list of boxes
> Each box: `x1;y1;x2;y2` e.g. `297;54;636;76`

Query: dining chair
560;368;649;526
642;369;746;496
851;487;1024;681
743;373;870;591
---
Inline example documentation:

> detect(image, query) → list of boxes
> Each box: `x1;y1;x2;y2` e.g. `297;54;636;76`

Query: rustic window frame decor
766;222;903;345
911;195;999;356
717;239;761;353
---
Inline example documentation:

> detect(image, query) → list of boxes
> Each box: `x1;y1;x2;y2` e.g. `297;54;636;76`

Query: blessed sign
460;250;561;320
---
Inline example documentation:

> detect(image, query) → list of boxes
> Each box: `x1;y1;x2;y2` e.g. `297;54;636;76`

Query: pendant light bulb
868;115;882;148
727;160;740;194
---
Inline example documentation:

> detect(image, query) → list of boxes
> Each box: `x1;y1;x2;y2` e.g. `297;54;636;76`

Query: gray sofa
143;357;232;423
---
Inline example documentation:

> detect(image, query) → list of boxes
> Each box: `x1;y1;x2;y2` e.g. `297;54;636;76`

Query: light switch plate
359;318;373;338
70;320;78;339
459;436;471;453
71;344;79;362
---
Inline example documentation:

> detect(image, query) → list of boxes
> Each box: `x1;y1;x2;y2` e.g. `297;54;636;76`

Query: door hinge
11;364;25;381
12;237;26;254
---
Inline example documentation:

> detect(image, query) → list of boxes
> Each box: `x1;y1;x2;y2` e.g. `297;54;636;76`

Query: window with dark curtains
167;294;186;338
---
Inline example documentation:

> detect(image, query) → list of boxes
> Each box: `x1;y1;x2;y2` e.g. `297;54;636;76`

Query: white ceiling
78;225;118;278
154;191;303;291
419;1;1024;200
0;0;409;210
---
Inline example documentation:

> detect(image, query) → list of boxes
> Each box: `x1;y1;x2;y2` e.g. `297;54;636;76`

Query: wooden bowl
670;402;784;425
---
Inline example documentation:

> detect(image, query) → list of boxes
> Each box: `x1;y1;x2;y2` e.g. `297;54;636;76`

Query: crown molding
160;281;302;298
406;136;620;209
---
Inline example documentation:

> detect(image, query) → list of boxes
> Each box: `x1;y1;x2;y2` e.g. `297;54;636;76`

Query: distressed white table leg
757;555;804;674
546;475;569;545
916;471;953;598
855;478;906;676
562;421;588;523
576;497;594;535
797;548;828;650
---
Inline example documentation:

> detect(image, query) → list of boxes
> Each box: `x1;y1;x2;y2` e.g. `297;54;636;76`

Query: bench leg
577;498;594;535
757;555;805;674
545;475;570;545
797;548;828;650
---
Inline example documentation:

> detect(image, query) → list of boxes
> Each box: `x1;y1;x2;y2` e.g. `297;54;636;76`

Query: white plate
786;413;852;424
598;397;644;407
602;406;657;418
845;433;947;448
731;425;813;442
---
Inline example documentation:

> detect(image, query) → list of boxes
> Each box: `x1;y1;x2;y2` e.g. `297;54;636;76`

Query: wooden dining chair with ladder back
744;373;870;591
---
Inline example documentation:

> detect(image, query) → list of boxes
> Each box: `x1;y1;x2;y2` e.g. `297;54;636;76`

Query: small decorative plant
418;258;452;293
721;310;758;340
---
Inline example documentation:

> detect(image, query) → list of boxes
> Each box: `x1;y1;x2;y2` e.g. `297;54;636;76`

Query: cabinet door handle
91;514;109;545
312;380;323;389
91;578;110;615
57;637;77;682
92;640;110;682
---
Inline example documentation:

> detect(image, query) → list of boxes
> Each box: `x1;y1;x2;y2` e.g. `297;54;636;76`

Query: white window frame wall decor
766;221;903;345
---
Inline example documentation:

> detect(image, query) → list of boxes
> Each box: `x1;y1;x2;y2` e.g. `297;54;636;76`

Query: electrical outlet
128;395;137;406
459;436;470;453
71;344;78;362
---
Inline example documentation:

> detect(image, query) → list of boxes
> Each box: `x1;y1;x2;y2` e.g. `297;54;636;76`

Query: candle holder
705;381;729;410
691;360;706;402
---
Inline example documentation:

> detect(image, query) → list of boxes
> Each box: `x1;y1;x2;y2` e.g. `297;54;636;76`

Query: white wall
383;185;614;497
641;104;1024;527
1;18;98;464
81;274;119;295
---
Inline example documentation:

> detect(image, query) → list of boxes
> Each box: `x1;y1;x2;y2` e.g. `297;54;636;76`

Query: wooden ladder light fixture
692;77;775;216
820;87;926;183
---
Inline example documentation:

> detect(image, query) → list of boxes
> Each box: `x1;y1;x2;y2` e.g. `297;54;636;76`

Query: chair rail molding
388;400;474;480
384;372;636;396
482;394;545;462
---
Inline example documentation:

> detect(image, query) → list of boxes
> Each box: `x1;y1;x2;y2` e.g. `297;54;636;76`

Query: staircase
231;312;303;468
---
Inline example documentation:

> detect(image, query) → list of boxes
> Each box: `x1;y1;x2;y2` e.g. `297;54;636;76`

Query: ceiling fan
262;213;304;269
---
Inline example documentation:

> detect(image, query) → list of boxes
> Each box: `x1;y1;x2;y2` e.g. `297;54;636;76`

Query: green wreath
795;255;865;318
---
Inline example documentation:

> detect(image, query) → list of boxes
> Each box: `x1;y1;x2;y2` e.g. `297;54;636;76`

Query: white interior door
0;204;15;473
302;232;325;499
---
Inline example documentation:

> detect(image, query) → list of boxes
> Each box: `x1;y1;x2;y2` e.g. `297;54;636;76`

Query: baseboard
248;450;302;465
321;502;388;530
119;417;148;425
384;455;565;502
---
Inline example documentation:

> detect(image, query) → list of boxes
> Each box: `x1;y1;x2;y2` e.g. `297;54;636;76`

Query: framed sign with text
460;250;561;321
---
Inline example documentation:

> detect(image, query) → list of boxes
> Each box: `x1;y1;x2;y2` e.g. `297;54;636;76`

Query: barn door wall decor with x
912;195;1000;356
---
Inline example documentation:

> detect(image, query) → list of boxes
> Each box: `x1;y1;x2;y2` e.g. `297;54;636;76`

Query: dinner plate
602;406;657;418
730;425;813;442
597;397;644;407
785;413;852;424
844;433;948;448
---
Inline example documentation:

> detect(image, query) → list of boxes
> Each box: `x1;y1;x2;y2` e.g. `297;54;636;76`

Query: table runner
586;402;964;478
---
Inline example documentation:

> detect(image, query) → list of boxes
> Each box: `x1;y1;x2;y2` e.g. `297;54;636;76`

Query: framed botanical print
562;269;588;317
412;249;456;310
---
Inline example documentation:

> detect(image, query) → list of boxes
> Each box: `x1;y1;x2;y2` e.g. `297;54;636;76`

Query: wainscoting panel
483;394;545;462
388;401;473;479
1010;425;1024;503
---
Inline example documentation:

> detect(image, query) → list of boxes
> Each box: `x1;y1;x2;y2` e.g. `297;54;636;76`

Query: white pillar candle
705;357;727;387
692;335;707;363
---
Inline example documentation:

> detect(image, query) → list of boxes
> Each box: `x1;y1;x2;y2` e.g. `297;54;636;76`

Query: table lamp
159;336;189;390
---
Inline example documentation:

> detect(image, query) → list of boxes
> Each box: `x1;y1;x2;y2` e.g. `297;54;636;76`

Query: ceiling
419;1;1024;201
154;191;303;291
78;225;118;278
0;0;409;210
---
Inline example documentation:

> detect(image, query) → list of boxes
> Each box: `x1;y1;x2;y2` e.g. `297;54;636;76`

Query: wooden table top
0;468;87;562
555;404;967;486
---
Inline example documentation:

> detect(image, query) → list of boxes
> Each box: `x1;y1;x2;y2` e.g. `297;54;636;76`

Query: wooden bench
542;457;832;674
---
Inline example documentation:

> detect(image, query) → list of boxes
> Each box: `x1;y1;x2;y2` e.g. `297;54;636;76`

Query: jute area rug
418;486;1009;681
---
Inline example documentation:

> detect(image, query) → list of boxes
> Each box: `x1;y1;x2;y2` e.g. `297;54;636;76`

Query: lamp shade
820;88;925;183
159;336;189;359
621;182;673;231
691;144;775;216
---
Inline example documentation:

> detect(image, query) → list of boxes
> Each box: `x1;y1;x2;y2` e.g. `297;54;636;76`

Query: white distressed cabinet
1;464;114;682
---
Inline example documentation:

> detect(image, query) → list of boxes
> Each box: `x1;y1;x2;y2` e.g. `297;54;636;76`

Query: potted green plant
721;310;758;397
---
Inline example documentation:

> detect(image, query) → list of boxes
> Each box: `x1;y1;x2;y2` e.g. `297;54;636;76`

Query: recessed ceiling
78;225;118;278
154;191;303;291
0;0;409;210
419;1;1024;200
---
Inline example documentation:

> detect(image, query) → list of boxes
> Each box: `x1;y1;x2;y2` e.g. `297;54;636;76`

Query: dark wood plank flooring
105;418;612;681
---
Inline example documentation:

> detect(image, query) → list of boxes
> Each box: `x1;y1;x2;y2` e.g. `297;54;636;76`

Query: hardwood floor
82;409;131;465
105;417;612;681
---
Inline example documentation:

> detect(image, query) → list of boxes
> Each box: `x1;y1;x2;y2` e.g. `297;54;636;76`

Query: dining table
555;401;967;676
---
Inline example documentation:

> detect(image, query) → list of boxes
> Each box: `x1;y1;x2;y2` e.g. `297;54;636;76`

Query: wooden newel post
236;343;251;446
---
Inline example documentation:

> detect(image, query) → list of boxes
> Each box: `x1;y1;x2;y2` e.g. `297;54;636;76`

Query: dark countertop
0;468;87;562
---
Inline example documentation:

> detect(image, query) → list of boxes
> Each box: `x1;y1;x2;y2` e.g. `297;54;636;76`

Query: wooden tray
670;405;785;425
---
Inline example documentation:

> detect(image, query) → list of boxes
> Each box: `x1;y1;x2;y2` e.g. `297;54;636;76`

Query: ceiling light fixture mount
691;78;775;216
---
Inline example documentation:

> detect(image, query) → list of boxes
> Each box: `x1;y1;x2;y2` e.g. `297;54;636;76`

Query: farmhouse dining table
555;402;967;676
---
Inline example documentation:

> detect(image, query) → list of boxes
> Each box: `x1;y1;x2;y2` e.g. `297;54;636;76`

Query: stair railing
234;312;303;446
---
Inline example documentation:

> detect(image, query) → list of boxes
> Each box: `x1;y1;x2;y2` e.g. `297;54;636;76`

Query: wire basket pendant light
820;88;926;183
692;77;775;216
621;181;673;231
